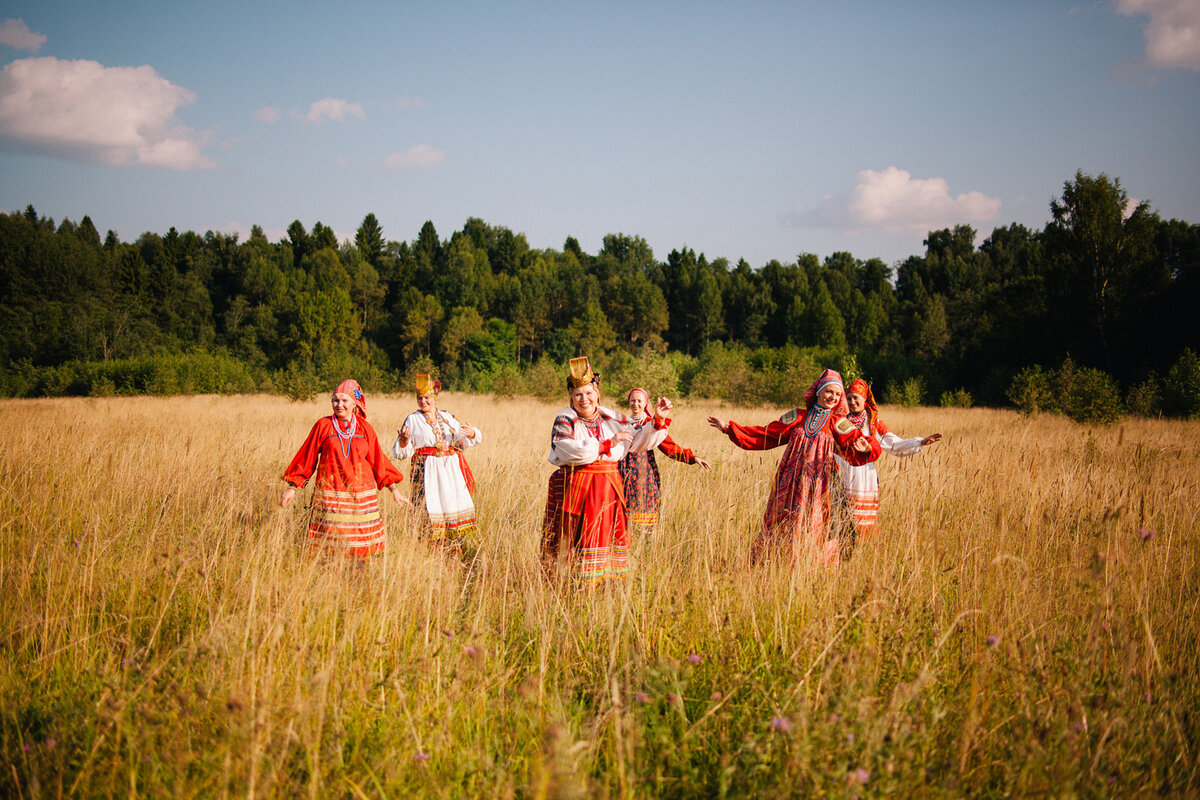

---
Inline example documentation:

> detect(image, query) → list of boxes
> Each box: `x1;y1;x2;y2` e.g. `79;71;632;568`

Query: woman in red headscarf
707;369;880;564
618;386;710;534
280;379;410;557
835;378;941;543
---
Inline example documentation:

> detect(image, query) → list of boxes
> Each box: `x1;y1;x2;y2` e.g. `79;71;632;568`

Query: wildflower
710;690;723;701
635;692;651;704
464;645;478;659
73;540;81;547
687;653;703;665
986;636;999;647
414;751;430;762
848;767;870;784
44;738;57;751
829;712;841;724
443;629;455;639
769;716;792;733
667;693;680;706
1139;527;1155;542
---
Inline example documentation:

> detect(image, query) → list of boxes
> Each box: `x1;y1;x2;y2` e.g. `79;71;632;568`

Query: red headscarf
802;368;848;415
848;378;878;427
333;378;367;418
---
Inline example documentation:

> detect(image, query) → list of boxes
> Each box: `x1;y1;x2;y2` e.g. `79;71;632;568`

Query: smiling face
816;384;843;410
416;393;437;415
569;383;600;419
331;393;355;420
627;392;648;417
848;392;866;413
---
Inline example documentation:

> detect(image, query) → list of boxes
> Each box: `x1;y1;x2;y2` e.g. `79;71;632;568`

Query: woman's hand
653;397;673;420
459;422;476;440
922;433;942;447
613;430;634;446
695;457;712;470
706;416;728;433
280;486;296;508
396;424;411;448
391;484;412;507
852;437;871;454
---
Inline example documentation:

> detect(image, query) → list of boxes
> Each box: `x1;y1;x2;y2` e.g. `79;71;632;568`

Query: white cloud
1117;0;1200;71
0;56;215;169
299;97;366;124
783;167;1001;234
384;144;445;170
0;18;46;52
254;105;281;123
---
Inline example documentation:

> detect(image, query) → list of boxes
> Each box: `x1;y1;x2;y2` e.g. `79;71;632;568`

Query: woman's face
417;393;437;415
331;393;355;420
848;393;866;413
570;383;600;418
817;384;843;410
627;392;647;417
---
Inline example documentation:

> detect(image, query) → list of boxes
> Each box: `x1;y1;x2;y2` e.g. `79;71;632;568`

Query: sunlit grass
1;394;1196;797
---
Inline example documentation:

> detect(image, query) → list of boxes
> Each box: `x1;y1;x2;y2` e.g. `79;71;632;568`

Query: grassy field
1;392;1197;798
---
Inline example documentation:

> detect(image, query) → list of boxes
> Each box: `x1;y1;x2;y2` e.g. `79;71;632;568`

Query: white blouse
547;405;668;468
391;409;482;460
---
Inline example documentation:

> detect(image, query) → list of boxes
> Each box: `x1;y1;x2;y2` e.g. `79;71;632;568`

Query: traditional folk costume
542;359;670;588
282;379;404;557
834;378;932;541
720;369;880;564
618;387;704;529
391;374;481;542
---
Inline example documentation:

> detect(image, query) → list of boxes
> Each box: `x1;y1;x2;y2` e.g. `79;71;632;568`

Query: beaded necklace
424;410;452;452
332;413;357;458
803;407;831;438
846;410;870;435
580;413;604;439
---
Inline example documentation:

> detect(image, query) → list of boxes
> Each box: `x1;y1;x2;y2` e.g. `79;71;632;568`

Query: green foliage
1162;348;1200;418
1007;365;1057;415
939;388;973;408
886;376;926;408
1125;373;1162;418
1059;357;1123;424
604;348;681;399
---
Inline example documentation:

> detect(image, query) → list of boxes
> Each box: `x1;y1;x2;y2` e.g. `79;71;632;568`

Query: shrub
939;388;973;408
886;376;926;408
1007;365;1056;415
1162;348;1200;418
605;349;681;399
1125;373;1161;418
688;343;754;401
1059;358;1123;424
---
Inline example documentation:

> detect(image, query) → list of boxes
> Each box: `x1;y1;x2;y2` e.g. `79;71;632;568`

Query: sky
1;1;1198;268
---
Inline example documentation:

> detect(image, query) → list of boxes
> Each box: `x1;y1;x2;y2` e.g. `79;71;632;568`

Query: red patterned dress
618;421;700;528
542;405;669;588
723;406;879;563
283;415;404;557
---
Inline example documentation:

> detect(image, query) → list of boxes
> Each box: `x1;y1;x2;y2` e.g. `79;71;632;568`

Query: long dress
723;406;880;563
618;417;699;528
391;410;481;540
542;405;669;588
833;415;927;540
283;415;404;557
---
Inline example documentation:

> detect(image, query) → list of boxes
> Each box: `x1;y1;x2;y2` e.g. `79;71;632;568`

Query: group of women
279;359;939;585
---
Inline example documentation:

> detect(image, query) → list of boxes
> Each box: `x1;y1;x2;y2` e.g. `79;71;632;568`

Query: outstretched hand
653;396;673;420
694;457;712;470
922;433;943;447
706;416;728;433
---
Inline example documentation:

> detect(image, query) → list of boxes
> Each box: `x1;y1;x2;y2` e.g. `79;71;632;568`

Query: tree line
1;170;1198;418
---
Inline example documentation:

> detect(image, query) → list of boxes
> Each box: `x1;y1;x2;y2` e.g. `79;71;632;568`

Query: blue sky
1;1;1197;268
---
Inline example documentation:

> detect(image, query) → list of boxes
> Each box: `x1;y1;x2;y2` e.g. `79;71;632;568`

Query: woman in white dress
392;373;482;545
834;378;940;546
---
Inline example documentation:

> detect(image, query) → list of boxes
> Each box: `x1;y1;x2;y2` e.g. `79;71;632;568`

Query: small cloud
254;105;281;124
782;166;1001;234
299;97;366;124
396;96;428;110
384;144;445;170
0;56;216;170
0;18;46;52
1117;0;1200;71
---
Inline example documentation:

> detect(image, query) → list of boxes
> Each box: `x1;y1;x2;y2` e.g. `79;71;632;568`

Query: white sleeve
879;431;923;457
547;415;601;466
624;419;668;454
391;413;417;460
445;412;481;449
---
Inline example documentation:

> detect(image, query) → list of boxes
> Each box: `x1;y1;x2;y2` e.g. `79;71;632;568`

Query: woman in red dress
707;368;879;564
280;379;410;557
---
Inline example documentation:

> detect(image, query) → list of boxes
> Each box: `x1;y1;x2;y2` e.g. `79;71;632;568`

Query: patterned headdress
415;373;441;397
848;378;878;426
626;387;650;404
567;356;600;390
333;378;367;418
802;368;848;414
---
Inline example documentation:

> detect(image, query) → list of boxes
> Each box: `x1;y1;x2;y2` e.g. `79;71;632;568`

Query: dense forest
2;171;1198;419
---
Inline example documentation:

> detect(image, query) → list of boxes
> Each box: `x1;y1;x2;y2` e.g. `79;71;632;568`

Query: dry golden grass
1;392;1197;797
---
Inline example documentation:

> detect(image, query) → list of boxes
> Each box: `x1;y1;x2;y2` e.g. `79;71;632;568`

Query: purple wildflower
44;738;56;750
852;767;870;784
986;636;999;647
635;692;651;704
414;751;430;762
687;653;703;665
1139;527;1155;542
769;716;793;733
